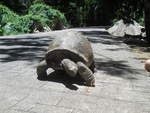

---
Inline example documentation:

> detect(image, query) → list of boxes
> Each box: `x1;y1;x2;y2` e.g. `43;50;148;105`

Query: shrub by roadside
0;4;68;36
28;4;68;30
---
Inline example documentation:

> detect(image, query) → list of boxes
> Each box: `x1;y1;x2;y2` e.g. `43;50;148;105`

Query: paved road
0;28;150;113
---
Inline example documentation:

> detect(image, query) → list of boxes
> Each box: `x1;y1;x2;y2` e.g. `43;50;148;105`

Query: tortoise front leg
61;59;78;77
89;61;95;73
77;62;95;87
37;60;49;80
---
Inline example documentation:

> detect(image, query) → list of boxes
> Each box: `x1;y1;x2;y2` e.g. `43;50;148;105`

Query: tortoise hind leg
37;60;49;80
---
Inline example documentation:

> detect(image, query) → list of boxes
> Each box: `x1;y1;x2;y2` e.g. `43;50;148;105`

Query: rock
108;19;145;37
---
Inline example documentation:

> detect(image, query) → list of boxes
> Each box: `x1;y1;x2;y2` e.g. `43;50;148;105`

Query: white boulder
108;19;144;37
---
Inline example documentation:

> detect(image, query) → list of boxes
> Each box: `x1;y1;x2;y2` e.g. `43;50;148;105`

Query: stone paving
0;28;150;113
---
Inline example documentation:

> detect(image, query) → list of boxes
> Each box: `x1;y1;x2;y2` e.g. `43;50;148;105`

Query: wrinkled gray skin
37;31;95;86
77;62;95;86
61;59;78;77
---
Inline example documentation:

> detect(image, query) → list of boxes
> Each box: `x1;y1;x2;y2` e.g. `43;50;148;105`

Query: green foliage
0;5;32;35
28;4;67;30
0;4;68;36
43;0;96;26
112;0;144;25
2;16;33;35
137;16;144;26
0;25;3;35
0;0;145;34
0;5;17;26
32;0;45;4
27;14;49;31
29;4;65;21
3;14;47;35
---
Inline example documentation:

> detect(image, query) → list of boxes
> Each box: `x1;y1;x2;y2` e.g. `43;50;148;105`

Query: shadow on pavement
0;37;51;63
38;70;85;90
95;58;140;80
79;30;123;45
0;29;143;84
78;29;142;80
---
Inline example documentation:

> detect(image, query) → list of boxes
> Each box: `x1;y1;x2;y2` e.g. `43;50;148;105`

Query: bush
0;5;20;35
2;14;51;35
0;5;17;26
0;25;3;35
28;4;68;30
2;15;34;35
0;5;32;35
27;14;50;32
32;0;45;4
0;4;68;36
112;0;144;26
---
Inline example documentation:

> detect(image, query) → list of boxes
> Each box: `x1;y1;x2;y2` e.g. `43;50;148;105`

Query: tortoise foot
77;62;95;87
37;60;48;80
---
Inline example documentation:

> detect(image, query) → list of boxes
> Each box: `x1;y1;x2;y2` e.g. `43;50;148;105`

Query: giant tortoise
37;31;95;86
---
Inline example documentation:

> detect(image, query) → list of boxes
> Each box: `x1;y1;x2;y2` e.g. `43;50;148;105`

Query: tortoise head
45;49;86;70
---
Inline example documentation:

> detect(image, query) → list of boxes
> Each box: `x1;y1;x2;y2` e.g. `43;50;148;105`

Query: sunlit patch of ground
128;43;150;63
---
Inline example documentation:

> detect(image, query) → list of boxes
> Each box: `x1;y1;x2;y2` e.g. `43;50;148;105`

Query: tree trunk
144;0;150;42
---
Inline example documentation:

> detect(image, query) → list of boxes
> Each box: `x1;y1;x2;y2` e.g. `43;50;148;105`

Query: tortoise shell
45;31;94;70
